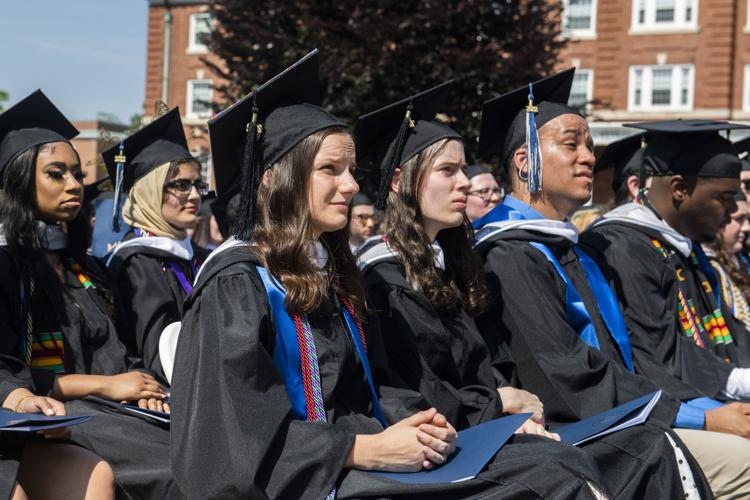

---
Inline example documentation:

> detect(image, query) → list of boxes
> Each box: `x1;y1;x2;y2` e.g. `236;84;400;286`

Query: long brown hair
384;139;487;316
711;234;750;304
251;127;366;318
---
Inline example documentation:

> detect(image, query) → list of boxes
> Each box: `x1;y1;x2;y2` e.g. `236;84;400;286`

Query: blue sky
0;1;148;123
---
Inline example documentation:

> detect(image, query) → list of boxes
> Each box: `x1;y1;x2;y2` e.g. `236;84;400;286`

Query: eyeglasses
467;187;503;201
352;213;381;224
165;179;210;196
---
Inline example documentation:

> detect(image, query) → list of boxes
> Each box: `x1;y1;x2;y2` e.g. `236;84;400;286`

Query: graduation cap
624;120;750;179
732;137;750;172
208;49;345;240
0;90;79;183
101;108;193;230
465;164;492;180
478;69;579;193
351;193;373;208
354;80;461;209
594;132;649;192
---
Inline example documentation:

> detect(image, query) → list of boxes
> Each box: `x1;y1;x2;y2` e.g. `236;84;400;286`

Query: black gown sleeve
581;225;734;399
364;265;502;430
0;250;34;403
114;254;180;379
476;240;679;426
170;266;354;500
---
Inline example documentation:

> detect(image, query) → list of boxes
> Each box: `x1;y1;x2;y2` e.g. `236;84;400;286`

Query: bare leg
10;482;28;500
16;441;115;500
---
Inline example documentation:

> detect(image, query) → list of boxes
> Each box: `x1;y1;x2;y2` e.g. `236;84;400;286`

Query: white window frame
746;0;750;32
744;65;750;112
628;64;694;112
630;0;699;33
568;69;595;111
186;79;214;119
562;0;597;39
187;12;214;54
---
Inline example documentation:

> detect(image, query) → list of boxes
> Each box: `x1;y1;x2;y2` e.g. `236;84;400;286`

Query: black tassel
234;101;262;241
636;135;648;204
375;105;415;210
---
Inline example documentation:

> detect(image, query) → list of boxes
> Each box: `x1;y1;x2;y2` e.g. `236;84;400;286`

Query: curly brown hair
251;127;366;318
383;138;487;316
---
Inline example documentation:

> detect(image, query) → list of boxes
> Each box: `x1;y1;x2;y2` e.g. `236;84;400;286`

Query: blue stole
255;266;387;426
475;197;635;372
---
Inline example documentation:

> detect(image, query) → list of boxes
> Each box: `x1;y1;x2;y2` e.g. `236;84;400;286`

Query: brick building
145;0;223;183
72;118;128;183
558;0;750;201
143;0;750;199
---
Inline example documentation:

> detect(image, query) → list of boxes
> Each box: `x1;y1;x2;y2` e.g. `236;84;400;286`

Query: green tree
0;91;8;112
203;0;566;162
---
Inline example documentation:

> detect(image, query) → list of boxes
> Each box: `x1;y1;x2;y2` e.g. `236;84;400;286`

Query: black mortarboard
0;90;79;182
101;107;193;230
83;177;113;207
101;108;192;194
625;120;750;178
478;69;579;165
733;137;750;171
208;49;345;239
351;193;373;208
355;80;461;209
595;132;649;192
465;164;492;179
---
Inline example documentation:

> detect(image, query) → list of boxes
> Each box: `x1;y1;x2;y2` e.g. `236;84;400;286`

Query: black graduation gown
0;247;180;500
108;231;207;382
475;230;713;500
171;245;602;500
581;221;744;398
365;256;705;500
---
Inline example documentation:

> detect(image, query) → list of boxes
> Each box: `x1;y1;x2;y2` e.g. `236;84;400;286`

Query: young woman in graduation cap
170;50;601;500
102;109;209;383
0;91;182;499
355;81;615;498
472;69;750;498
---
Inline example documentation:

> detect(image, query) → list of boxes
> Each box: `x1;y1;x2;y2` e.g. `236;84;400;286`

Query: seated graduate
704;192;750;330
170;51;603;500
582;121;750;398
102;109;209;382
465;164;503;222
348;193;380;254
354;80;701;499
0;91;179;499
471;70;750;498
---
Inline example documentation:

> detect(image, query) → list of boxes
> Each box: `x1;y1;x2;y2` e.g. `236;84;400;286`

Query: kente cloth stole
255;266;387;426
651;239;733;347
20;259;93;372
529;242;635;372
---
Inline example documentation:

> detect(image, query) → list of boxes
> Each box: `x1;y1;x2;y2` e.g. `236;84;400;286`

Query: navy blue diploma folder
85;396;170;428
368;412;531;484
0;408;91;432
554;391;662;446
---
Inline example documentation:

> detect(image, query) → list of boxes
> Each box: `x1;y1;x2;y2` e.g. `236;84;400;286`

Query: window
188;12;214;53
187;80;213;118
744;65;750;112
563;0;597;38
568;70;594;109
631;0;697;32
191;148;212;183
628;65;694;111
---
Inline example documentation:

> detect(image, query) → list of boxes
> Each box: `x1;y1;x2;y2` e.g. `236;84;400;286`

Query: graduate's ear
262;169;273;188
513;147;528;181
390;168;402;194
670;175;690;203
